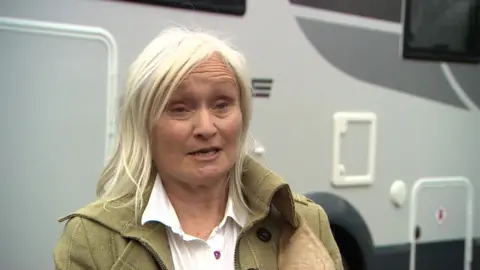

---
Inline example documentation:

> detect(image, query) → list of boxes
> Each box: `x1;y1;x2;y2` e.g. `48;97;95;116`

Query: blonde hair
96;26;253;221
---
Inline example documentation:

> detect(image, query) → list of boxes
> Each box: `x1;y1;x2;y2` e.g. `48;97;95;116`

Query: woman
54;27;343;270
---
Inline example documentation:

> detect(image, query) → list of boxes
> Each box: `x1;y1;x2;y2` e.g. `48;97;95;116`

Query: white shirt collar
141;175;248;237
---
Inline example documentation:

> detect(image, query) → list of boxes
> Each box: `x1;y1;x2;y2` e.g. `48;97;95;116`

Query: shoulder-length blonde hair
96;26;253;221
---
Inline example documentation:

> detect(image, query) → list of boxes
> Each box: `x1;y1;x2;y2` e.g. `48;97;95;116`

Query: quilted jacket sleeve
293;193;344;270
317;206;344;270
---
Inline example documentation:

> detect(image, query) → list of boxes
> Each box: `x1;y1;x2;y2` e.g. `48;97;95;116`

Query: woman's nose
193;109;217;139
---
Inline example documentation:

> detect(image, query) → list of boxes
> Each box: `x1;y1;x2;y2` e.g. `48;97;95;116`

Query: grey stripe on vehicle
295;17;470;110
290;0;402;22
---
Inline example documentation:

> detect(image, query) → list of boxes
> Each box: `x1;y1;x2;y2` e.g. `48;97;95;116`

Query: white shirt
141;175;248;270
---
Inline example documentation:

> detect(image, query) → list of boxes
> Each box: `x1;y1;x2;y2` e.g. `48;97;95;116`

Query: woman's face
150;53;243;188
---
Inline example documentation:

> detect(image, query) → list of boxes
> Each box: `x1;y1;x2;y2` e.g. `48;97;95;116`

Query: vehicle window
125;0;246;16
402;0;480;63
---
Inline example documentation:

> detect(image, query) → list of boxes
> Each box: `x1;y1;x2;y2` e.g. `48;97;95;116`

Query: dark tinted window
403;0;480;63
123;0;246;16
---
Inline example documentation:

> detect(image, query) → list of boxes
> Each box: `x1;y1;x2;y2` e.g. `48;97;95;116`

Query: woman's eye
168;105;189;116
171;107;187;113
215;101;229;110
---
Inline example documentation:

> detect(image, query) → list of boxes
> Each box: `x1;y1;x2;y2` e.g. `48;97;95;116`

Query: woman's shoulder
53;198;160;270
55;196;141;239
53;213;129;269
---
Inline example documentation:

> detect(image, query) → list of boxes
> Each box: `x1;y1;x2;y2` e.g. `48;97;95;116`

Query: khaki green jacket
53;157;343;270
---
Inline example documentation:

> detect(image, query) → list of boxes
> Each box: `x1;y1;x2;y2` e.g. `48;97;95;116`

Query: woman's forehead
182;52;237;86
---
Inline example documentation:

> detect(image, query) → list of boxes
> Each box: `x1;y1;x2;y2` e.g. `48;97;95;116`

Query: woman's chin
188;165;229;185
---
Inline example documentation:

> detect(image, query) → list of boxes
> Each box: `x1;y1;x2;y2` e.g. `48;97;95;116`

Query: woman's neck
161;177;229;240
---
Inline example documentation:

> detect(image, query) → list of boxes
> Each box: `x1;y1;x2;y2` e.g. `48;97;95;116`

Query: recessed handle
415;225;421;240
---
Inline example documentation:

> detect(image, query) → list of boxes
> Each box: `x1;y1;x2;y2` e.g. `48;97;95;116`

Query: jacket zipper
233;224;253;270
233;184;287;270
137;239;168;270
233;207;276;269
233;212;270;270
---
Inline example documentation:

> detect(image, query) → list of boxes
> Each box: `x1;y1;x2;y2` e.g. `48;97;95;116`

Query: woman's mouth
188;147;221;157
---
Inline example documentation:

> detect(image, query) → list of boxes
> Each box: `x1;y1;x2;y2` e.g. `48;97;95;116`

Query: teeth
193;150;217;156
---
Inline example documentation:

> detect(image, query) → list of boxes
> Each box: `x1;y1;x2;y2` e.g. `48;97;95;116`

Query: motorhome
1;1;479;269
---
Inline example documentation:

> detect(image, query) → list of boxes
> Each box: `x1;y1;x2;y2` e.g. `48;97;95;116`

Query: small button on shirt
141;175;248;270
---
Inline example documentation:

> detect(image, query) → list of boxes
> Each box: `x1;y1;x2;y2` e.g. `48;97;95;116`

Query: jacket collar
240;156;299;228
59;156;299;268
